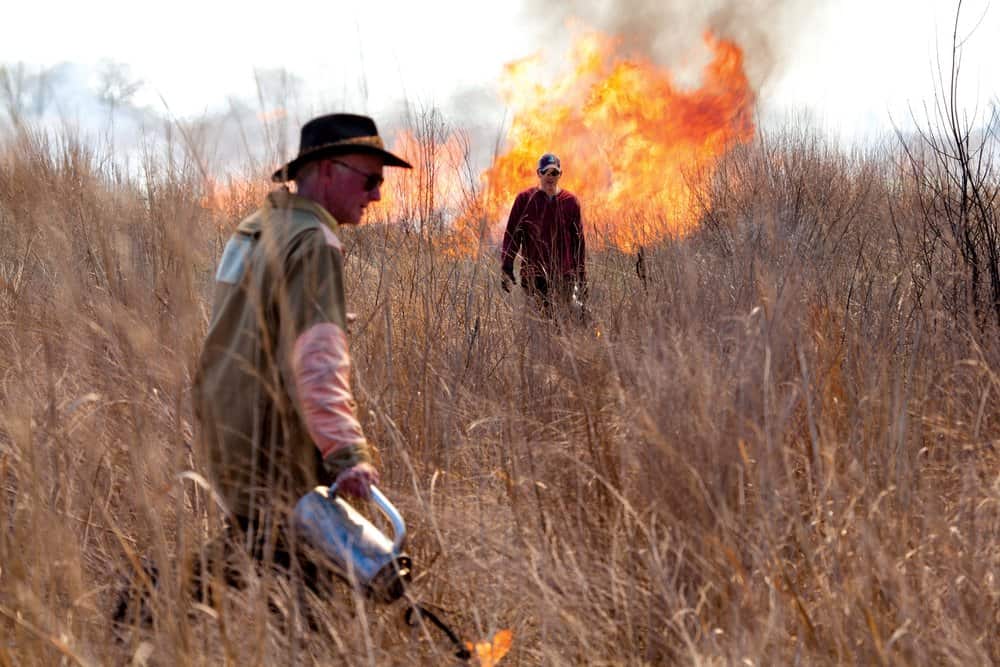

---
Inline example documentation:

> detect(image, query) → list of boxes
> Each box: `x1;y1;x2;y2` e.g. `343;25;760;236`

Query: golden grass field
0;121;998;665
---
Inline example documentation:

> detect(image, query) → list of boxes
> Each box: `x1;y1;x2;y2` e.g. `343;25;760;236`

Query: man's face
538;166;562;189
314;153;385;224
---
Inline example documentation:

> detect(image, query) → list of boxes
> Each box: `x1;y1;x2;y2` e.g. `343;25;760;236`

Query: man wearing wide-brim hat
193;113;411;581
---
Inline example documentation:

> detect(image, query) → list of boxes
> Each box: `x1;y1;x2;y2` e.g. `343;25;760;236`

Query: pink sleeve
291;322;366;458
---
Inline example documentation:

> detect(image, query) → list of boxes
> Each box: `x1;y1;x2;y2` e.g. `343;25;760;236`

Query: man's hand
334;462;379;499
501;268;516;293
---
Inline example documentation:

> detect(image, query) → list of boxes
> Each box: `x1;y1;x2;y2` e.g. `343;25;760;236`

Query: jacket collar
234;189;341;237
267;189;338;226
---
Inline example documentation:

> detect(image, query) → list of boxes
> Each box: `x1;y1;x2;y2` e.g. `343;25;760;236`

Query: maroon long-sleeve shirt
501;187;586;283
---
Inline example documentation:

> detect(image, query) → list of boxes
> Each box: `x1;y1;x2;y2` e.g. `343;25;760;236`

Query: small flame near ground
466;628;513;667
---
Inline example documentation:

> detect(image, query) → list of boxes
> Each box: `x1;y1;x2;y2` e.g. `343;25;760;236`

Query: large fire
389;27;755;254
489;29;753;250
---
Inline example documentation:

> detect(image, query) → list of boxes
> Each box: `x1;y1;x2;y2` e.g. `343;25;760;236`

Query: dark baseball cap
537;153;561;173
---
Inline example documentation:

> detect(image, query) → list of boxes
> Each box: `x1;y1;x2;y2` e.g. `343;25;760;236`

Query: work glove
501;268;516;293
323;444;378;499
334;462;379;499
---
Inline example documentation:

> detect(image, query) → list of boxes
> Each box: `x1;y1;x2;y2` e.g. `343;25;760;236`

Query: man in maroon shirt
501;153;586;316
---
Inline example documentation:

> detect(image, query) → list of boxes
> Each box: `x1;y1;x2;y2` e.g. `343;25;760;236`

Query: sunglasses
331;159;385;191
539;169;562;177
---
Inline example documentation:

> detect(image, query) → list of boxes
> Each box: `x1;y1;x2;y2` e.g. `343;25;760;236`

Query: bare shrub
898;1;1000;331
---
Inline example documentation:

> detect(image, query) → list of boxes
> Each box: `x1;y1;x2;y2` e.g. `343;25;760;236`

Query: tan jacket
193;190;370;521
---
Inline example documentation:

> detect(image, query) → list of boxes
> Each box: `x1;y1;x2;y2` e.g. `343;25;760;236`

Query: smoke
0;61;161;152
422;0;829;169
519;0;828;89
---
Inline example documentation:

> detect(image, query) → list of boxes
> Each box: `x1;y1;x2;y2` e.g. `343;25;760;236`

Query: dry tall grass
0;118;997;666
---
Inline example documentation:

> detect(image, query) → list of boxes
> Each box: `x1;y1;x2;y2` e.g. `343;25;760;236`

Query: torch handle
369;485;406;553
327;483;407;553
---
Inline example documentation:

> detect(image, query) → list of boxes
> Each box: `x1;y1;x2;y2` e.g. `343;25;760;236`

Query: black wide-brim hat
271;113;412;182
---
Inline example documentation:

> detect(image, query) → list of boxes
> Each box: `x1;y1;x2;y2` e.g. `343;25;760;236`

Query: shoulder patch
215;237;253;284
319;225;343;251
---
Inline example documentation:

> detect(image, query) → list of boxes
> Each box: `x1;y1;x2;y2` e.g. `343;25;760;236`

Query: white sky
2;0;998;145
761;0;1000;141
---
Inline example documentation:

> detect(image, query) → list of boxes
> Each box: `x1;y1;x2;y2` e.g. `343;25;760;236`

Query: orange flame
466;628;513;667
477;28;755;252
371;129;472;234
199;177;273;234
